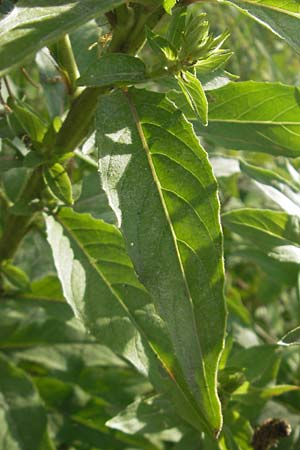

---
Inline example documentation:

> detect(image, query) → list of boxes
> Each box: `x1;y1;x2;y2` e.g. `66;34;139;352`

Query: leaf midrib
123;90;217;428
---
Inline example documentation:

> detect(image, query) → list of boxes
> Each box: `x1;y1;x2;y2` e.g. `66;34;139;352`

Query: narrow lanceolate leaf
240;160;300;216
43;163;73;205
200;81;300;157
97;88;226;436
222;209;300;249
7;98;48;143
0;353;54;450
0;0;123;76
46;208;221;436
278;326;300;346
178;71;208;126
221;0;300;53
77;54;147;88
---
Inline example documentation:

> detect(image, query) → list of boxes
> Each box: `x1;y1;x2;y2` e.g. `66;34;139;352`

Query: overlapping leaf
0;353;54;450
200;81;300;157
221;0;300;53
223;208;300;250
97;88;226;435
279;326;300;346
0;0;123;76
240;160;300;215
46;208;222;435
78;54;147;88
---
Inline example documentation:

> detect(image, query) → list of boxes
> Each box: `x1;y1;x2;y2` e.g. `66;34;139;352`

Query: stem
54;87;105;155
56;34;80;96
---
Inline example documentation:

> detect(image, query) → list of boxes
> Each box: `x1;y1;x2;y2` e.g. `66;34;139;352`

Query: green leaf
36;48;66;119
222;208;300;250
163;0;176;13
106;394;181;435
195;51;233;75
74;171;116;223
77;54;147;87
46;205;224;436
45;209;204;436
278;326;300;346
201;81;300;157
43;163;73;205
1;262;30;291
167;7;187;49
0;0;124;76
0;158;23;172
0;353;54;450
228;345;281;386
223;0;300;53
259;384;300;398
7;97;47;143
146;28;177;63
178;71;208;125
97;88;226;435
240;160;300;215
0;297;86;349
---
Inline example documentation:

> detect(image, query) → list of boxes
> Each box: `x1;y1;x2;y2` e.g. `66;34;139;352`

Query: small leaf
163;0;176;14
77;54;147;87
278;326;300;346
167;7;187;48
43;162;73;205
7;97;47;143
222;208;300;250
195;50;233;74
1;262;30;291
240;160;300;215
178;71;208;125
146;28;177;62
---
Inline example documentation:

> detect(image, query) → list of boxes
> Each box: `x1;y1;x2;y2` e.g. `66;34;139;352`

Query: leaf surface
78;54;147;87
240;160;300;215
222;208;300;249
222;0;300;53
97;88;226;435
0;353;54;450
178;71;208;126
279;326;300;346
201;81;300;157
43;163;73;205
0;0;123;76
46;208;224;435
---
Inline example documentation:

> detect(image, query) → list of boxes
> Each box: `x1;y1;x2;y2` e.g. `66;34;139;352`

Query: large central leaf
0;0;124;76
46;208;219;436
97;88;226;436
